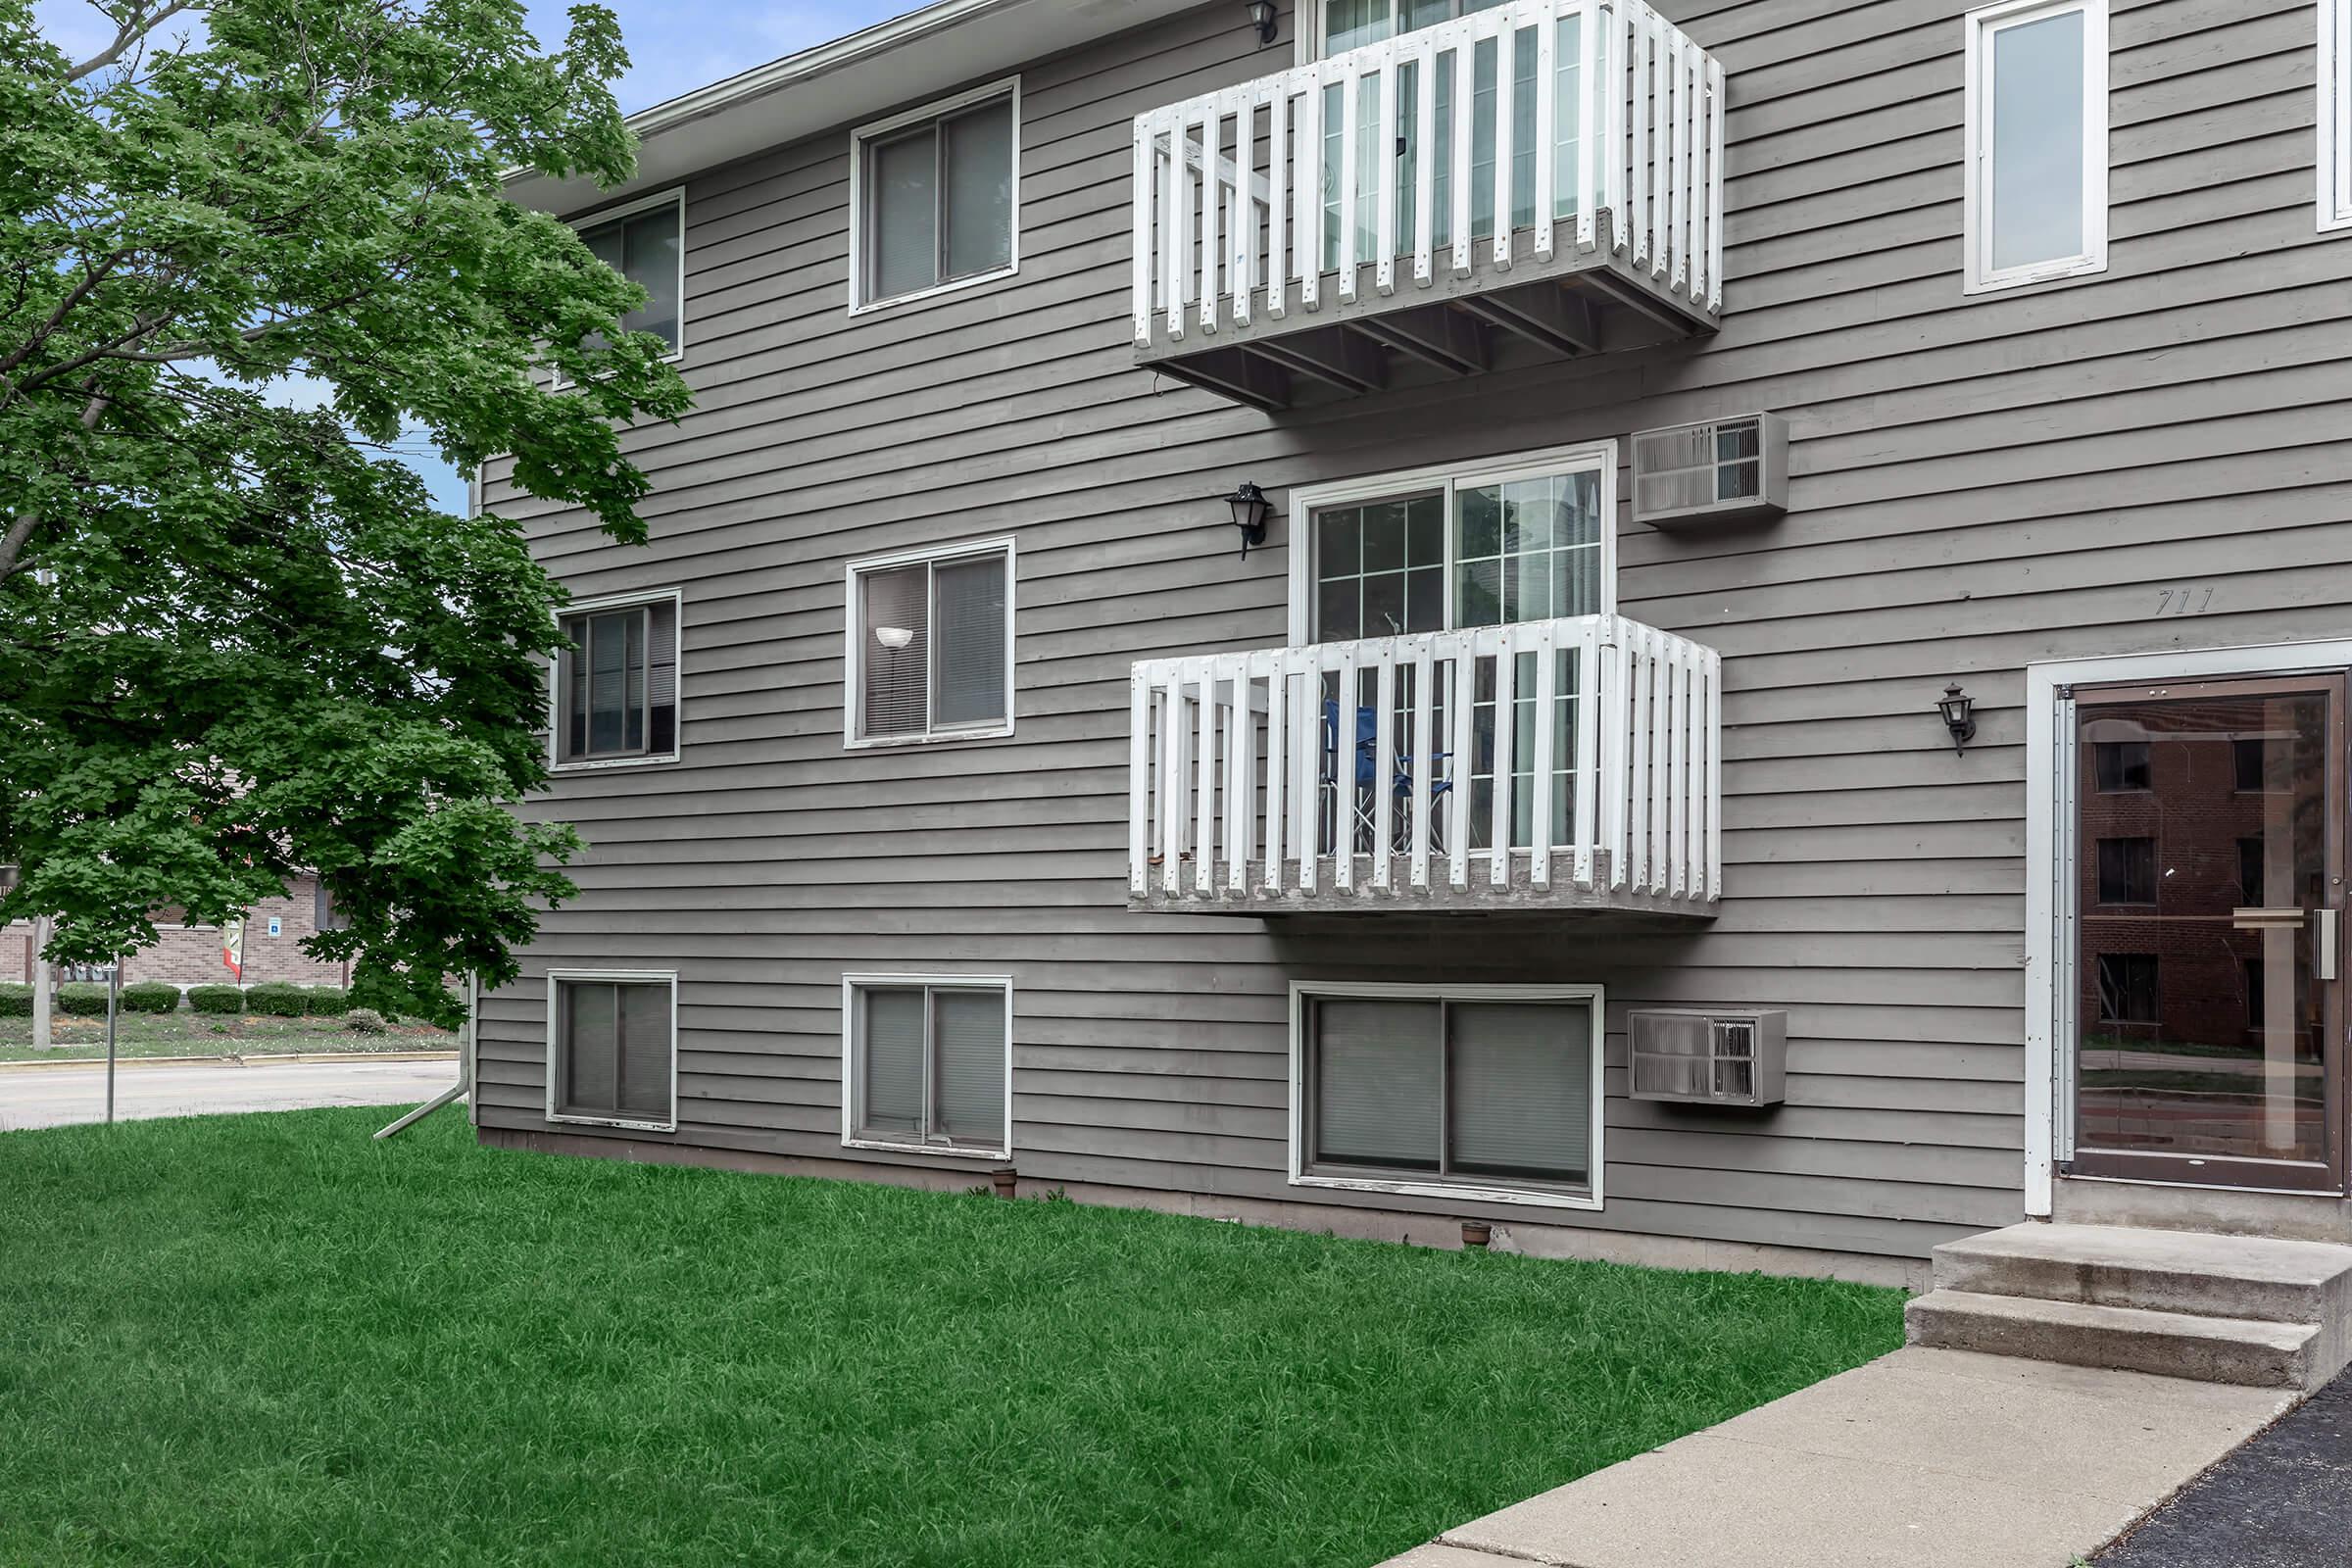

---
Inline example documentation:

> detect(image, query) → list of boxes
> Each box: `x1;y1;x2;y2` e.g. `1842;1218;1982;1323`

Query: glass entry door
2067;674;2346;1191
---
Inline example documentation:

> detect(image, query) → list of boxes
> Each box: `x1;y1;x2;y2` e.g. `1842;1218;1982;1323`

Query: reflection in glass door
2067;675;2345;1191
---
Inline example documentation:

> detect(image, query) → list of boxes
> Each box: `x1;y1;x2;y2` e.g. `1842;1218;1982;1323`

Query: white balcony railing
1129;615;1720;909
1130;0;1725;350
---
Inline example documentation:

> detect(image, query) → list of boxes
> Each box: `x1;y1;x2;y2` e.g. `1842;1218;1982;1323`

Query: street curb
0;1050;460;1074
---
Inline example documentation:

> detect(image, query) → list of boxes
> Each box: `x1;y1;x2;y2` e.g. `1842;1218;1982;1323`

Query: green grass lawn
0;1010;453;1062
0;1109;1906;1567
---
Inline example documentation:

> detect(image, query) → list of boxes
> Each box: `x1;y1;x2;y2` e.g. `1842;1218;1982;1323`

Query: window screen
852;548;1009;743
559;598;680;763
556;977;673;1124
862;93;1016;305
852;982;1008;1151
1307;992;1592;1190
577;198;682;353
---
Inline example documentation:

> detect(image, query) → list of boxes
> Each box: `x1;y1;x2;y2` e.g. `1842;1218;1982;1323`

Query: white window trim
1285;439;1620;646
1287;980;1606;1211
839;972;1014;1160
2323;0;2352;233
842;535;1016;750
555;186;688;386
544;967;680;1134
847;77;1022;316
548;586;686;773
2023;634;2352;1217
1962;0;2109;295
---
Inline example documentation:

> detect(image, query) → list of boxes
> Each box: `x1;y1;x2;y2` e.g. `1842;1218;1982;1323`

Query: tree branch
0;386;108;581
67;0;198;83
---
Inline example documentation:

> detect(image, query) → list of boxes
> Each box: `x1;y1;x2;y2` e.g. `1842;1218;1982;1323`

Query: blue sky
36;0;907;515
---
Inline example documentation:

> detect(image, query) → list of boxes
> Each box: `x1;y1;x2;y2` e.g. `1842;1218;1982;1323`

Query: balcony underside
1138;218;1714;412
1132;851;1719;920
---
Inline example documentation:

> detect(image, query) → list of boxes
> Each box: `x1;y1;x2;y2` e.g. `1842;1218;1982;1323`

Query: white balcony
1130;0;1726;408
1129;614;1720;916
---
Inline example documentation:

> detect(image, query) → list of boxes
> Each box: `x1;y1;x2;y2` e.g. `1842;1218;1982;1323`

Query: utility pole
30;915;51;1053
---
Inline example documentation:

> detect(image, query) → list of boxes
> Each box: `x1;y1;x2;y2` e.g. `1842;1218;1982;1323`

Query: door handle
2232;906;2308;931
2319;907;2339;982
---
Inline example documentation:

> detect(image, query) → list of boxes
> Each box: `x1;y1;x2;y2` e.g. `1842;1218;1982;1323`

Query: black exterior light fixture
1224;481;1273;560
1936;682;1977;755
1246;0;1278;45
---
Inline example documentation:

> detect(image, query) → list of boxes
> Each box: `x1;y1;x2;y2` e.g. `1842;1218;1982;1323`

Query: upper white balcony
1130;0;1726;408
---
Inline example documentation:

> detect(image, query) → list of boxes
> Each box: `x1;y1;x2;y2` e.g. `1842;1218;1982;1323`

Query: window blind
1314;998;1442;1170
557;979;673;1124
932;988;1006;1143
616;982;672;1119
859;565;930;739
560;982;619;1118
931;555;1007;728
861;989;926;1134
1447;1001;1588;1181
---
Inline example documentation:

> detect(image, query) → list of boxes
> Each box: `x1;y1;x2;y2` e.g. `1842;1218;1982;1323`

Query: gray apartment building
478;0;2352;1297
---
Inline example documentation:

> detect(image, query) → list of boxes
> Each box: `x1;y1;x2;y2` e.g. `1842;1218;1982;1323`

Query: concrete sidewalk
1380;1348;2295;1568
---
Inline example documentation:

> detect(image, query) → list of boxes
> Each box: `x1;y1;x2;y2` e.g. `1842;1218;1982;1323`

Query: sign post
104;959;120;1126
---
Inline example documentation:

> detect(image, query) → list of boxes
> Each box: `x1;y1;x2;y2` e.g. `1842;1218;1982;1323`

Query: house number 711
2156;586;2216;615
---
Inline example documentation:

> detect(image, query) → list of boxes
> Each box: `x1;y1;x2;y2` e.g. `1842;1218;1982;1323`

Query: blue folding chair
1322;700;1453;856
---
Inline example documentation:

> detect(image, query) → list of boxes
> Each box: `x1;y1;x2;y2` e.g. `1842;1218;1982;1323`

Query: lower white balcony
1128;614;1720;916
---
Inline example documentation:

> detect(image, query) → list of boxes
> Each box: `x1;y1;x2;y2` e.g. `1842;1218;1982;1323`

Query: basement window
843;976;1011;1158
548;971;676;1132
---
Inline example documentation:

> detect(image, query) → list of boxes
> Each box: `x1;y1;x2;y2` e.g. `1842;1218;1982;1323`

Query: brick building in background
4;871;347;988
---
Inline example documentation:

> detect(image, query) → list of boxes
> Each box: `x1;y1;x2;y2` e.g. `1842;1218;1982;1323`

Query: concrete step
1904;1289;2321;1389
1932;1222;2352;1326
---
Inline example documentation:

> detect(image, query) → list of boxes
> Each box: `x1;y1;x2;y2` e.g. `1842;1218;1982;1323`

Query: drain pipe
374;972;475;1141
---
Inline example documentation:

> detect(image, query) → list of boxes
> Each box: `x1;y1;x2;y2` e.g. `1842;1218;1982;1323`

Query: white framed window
1286;442;1617;645
551;587;683;771
1963;0;2108;294
841;974;1012;1159
546;969;678;1133
848;78;1020;314
569;187;686;358
1289;981;1604;1209
843;537;1014;748
2324;0;2352;232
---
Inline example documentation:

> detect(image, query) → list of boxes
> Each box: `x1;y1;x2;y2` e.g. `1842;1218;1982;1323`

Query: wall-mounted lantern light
1936;682;1977;755
1224;481;1272;560
1247;1;1278;45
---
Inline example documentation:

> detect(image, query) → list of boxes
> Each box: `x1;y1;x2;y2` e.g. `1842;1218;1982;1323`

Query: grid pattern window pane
864;94;1015;304
577;203;681;353
1314;999;1442;1169
1454;470;1602;628
2092;739;2151;792
1986;8;2086;272
1312;495;1445;641
932;556;1008;727
557;979;671;1124
1308;993;1592;1191
860;989;926;1133
858;565;930;739
1448;1001;1590;1181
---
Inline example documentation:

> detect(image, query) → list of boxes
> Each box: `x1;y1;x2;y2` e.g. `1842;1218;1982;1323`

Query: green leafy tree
0;0;688;1021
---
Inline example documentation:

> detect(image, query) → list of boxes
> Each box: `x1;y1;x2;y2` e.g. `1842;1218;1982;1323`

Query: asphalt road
0;1058;461;1131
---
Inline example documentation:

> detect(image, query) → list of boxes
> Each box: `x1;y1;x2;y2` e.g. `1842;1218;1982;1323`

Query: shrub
187;985;247;1015
344;1008;389;1035
56;983;113;1017
120;982;181;1014
245;983;310;1018
0;984;29;1018
301;986;351;1016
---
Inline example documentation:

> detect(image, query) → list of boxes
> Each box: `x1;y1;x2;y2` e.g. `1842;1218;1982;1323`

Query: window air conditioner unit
1631;413;1788;529
1629;1008;1787;1107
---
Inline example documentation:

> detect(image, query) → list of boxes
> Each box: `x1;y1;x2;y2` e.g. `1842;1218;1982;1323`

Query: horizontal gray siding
476;0;2352;1261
